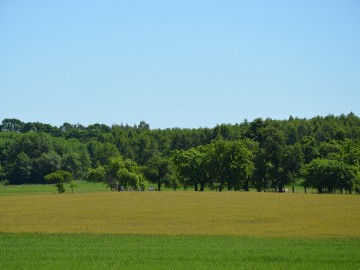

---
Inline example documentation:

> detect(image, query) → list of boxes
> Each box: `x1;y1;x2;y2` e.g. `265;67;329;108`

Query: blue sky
1;0;359;128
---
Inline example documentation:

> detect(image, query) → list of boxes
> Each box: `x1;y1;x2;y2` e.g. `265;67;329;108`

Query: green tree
299;136;320;164
252;151;271;192
87;166;106;184
105;157;144;191
10;152;33;184
1;118;24;132
45;170;73;193
16;132;52;159
302;158;358;193
252;126;286;192
61;152;81;177
0;165;8;187
244;118;267;142
251;125;303;192
205;139;255;191
69;180;77;193
334;139;360;193
172;139;255;192
94;142;120;166
143;154;172;191
172;147;206;191
282;143;304;193
0;165;6;181
34;151;61;182
166;173;180;191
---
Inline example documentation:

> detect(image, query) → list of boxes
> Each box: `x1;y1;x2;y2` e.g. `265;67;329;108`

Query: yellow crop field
0;192;359;238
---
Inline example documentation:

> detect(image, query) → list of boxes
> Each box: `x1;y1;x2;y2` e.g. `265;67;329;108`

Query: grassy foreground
1;191;359;269
0;233;359;270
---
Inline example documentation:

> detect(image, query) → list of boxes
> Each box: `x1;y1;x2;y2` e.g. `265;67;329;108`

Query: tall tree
105;157;144;191
172;147;207;191
282;143;304;193
302;158;358;193
45;170;73;193
143;154;172;191
206;139;255;191
255;126;288;192
10;152;33;184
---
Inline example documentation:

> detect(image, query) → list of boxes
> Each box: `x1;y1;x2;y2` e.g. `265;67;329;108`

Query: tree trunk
244;180;249;191
157;182;161;192
200;182;205;191
194;183;198;191
256;182;261;192
292;186;295;193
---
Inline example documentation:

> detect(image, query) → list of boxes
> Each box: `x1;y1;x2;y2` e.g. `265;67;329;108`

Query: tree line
0;113;360;193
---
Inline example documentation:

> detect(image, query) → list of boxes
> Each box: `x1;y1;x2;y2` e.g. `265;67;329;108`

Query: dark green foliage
303;158;359;193
1;114;360;193
172;139;256;191
10;152;33;184
93;142;120;166
34;151;61;182
0;132;92;184
172;147;206;191
143;153;173;191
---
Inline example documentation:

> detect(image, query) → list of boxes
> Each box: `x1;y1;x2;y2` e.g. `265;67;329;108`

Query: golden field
0;191;359;238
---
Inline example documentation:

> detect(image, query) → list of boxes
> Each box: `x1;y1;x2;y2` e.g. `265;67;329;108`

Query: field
0;190;359;269
1;234;359;270
0;181;109;195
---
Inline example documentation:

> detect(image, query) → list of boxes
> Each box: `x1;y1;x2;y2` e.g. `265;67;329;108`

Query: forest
0;113;360;194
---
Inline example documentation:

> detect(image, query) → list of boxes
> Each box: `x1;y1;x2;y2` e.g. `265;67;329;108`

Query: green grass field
0;181;311;195
0;189;359;269
1;234;359;270
0;181;108;195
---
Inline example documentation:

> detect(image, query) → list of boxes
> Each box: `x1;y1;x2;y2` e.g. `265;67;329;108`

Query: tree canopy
1;114;360;193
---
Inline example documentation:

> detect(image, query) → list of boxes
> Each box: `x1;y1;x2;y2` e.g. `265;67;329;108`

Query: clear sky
1;1;359;129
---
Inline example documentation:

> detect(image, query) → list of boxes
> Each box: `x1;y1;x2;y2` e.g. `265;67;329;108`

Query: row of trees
0;132;90;184
2;113;360;161
172;137;360;193
1;114;360;193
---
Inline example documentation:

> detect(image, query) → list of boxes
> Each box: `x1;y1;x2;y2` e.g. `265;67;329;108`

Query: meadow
0;190;359;269
1;234;359;270
0;181;108;195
